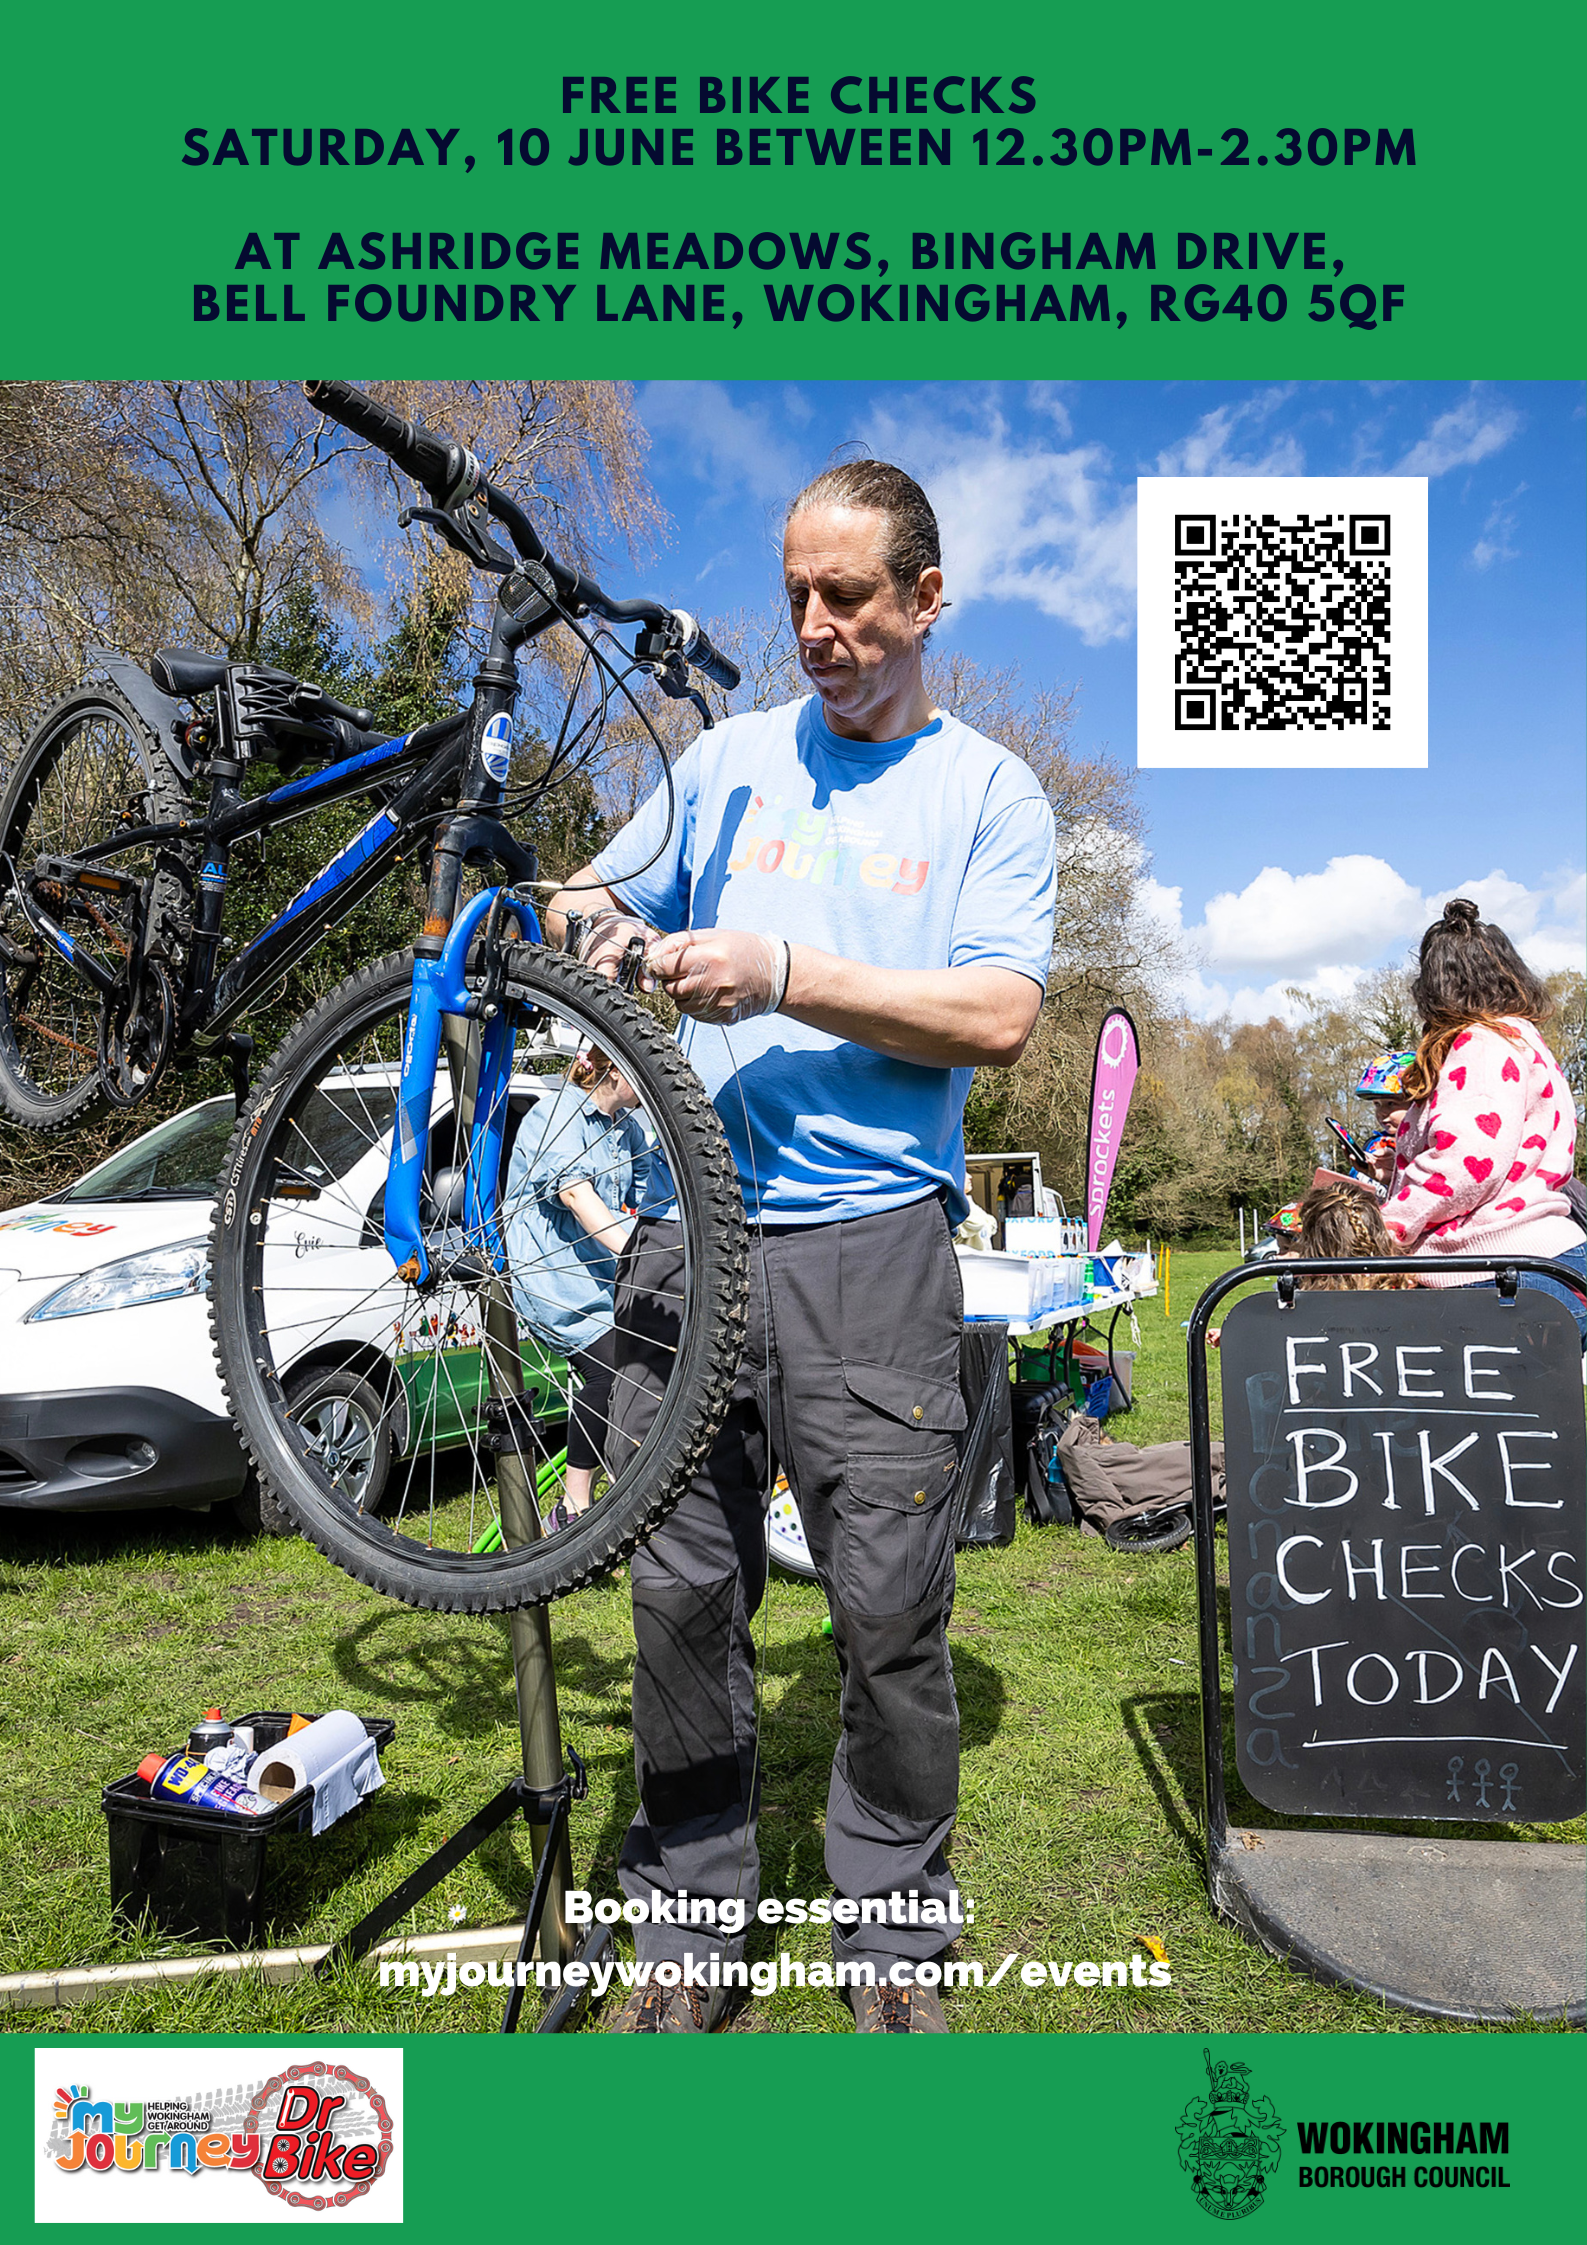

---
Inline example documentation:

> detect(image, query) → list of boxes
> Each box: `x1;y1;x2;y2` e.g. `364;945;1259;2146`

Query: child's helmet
1354;1050;1416;1099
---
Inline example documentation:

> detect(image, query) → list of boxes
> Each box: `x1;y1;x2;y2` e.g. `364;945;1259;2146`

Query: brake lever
649;649;714;729
399;504;515;575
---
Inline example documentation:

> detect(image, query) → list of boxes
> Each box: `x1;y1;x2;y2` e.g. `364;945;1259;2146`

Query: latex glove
644;928;791;1026
577;911;658;986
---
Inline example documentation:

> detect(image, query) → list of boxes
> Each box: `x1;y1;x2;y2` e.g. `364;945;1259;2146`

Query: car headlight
24;1239;210;1321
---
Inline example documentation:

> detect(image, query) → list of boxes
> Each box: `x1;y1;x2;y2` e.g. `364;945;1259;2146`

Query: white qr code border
1136;475;1428;769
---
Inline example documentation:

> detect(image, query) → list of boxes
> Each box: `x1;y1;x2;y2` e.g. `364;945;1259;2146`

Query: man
546;459;1056;2032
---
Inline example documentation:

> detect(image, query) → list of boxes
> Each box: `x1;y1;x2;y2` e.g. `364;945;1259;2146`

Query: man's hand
541;871;656;983
580;912;658;985
645;927;790;1025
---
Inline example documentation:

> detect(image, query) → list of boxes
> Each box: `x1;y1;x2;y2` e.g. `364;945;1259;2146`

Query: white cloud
1395;385;1522;476
1027;383;1076;436
1199;855;1427;976
638;382;804;505
857;391;1138;644
1149;857;1584;1021
1472;486;1525;569
1152;388;1304;477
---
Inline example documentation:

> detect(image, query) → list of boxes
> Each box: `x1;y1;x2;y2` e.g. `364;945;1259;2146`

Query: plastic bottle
187;1709;233;1756
136;1752;265;1816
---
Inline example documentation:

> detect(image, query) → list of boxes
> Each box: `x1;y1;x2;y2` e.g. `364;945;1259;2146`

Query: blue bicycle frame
382;885;543;1286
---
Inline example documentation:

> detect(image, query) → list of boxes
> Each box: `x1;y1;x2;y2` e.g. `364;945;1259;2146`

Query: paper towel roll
249;1709;371;1803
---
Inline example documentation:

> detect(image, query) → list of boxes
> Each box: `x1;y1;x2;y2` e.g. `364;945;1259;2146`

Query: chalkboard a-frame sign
1220;1285;1585;1824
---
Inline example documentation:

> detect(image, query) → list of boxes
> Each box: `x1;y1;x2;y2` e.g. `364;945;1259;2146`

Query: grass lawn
1;1249;1577;2035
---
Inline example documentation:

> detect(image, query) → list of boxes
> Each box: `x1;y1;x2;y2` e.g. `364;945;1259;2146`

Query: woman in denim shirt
505;1050;652;1522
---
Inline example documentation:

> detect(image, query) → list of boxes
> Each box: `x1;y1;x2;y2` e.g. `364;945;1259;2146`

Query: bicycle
6;379;751;1610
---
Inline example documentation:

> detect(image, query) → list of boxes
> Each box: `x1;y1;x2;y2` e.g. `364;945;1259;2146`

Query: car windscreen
286;1083;401;1184
51;1096;239;1202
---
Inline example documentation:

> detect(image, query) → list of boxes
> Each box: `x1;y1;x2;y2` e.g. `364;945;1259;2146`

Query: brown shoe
607;1982;712;2033
848;1982;948;2033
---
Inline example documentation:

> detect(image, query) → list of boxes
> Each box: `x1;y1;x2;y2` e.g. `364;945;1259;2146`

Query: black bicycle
6;381;750;1610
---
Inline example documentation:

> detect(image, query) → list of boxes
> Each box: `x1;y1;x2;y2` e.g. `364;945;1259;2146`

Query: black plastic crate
102;1709;395;1948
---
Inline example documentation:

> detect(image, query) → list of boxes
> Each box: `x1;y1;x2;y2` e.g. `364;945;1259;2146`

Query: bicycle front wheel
208;947;749;1610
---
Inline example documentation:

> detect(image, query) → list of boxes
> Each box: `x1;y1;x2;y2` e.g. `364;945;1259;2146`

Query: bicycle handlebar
303;380;740;693
671;613;740;692
303;380;461;500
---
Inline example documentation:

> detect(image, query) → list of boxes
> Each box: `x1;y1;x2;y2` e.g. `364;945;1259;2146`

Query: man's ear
914;565;945;635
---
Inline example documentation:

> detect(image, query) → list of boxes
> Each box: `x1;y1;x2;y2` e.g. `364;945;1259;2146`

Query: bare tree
0;378;664;768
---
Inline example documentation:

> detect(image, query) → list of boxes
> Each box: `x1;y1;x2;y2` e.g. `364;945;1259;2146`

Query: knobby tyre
208;946;749;1610
0;685;188;1129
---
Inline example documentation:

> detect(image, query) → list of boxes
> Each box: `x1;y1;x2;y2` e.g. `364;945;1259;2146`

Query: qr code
1137;478;1427;770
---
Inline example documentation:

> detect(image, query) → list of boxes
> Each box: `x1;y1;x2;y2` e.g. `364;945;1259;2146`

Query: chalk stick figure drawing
1473;1758;1492;1809
1499;1762;1520;1812
1445;1756;1463;1803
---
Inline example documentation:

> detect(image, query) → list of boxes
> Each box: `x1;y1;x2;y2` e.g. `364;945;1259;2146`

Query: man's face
782;505;942;739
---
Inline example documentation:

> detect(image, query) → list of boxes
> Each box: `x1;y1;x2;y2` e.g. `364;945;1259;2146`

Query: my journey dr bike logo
46;2062;396;2211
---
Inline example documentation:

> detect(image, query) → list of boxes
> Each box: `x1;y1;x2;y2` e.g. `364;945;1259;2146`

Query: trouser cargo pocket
836;1357;963;1612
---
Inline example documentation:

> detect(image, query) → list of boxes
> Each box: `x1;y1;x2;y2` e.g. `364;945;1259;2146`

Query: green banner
2;1;1580;375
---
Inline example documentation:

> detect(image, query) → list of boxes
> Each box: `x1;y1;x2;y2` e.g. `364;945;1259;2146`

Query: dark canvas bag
1011;1381;1075;1525
953;1322;1019;1548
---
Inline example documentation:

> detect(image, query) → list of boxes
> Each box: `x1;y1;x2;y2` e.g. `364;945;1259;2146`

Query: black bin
102;1709;395;1948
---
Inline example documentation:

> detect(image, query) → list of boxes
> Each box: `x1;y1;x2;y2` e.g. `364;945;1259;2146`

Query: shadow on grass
322;1580;1010;1926
256;1787;442;1939
0;1502;237;1574
330;1607;523;1738
1120;1689;1204;1872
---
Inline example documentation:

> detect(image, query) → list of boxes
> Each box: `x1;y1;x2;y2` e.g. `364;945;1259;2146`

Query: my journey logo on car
39;2055;400;2219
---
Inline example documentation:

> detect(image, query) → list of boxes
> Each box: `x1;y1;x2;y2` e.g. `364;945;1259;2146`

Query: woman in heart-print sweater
1385;897;1583;1334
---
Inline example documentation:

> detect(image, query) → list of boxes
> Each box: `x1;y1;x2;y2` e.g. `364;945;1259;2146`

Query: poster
0;0;1582;2231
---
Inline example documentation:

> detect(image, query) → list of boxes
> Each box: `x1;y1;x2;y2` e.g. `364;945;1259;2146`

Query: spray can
136;1753;264;1816
187;1709;233;1755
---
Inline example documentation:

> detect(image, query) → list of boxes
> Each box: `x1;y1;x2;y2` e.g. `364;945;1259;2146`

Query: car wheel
281;1366;394;1517
230;1469;299;1540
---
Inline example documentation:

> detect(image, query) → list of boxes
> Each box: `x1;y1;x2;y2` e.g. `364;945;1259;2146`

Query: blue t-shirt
592;696;1056;1224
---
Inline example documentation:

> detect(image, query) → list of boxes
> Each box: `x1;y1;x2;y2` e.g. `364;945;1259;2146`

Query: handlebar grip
675;614;741;693
303;380;454;497
309;688;375;729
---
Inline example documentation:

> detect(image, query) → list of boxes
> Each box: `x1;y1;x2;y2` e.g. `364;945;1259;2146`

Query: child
1353;1048;1416;1188
1294;1177;1419;1290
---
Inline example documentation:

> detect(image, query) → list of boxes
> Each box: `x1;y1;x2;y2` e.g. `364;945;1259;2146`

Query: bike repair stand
316;1284;612;2034
1187;1252;1586;2024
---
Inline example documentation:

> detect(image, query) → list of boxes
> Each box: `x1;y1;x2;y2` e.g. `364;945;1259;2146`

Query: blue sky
628;379;1585;1020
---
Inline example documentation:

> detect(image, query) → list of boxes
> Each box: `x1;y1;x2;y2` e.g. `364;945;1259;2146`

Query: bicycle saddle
151;647;229;697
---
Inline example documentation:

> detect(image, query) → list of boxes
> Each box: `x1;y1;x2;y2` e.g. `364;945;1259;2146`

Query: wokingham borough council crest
1175;2048;1283;2219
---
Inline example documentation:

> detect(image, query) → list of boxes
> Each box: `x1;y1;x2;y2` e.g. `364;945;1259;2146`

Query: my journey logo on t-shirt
725;792;930;896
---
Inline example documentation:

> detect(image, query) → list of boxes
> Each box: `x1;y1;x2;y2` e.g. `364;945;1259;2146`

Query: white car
0;1075;572;1531
0;1097;249;1522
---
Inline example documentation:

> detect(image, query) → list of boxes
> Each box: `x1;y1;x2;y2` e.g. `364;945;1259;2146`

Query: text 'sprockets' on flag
1086;1009;1140;1253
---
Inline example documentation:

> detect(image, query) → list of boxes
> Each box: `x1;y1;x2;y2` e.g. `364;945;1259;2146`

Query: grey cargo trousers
608;1191;966;1972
